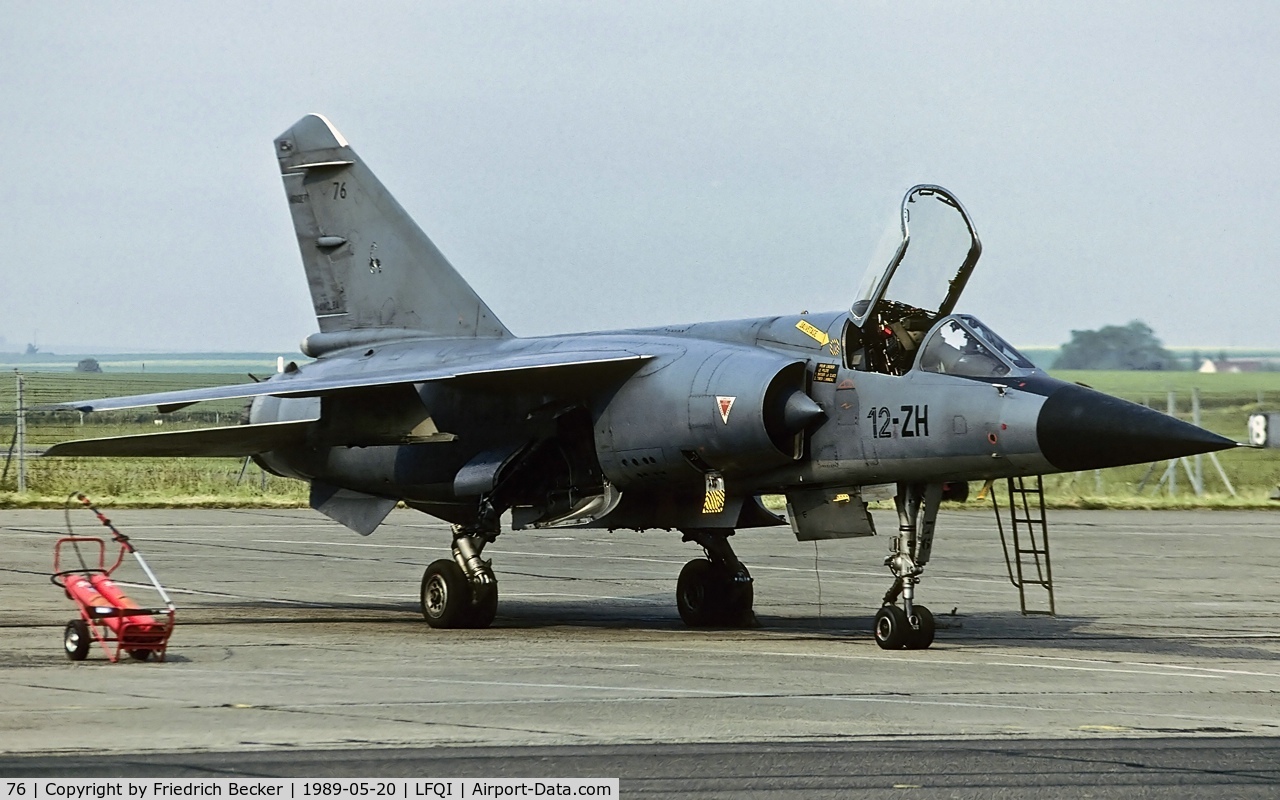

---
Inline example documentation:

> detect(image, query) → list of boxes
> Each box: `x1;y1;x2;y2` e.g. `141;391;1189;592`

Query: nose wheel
875;482;943;650
874;604;935;650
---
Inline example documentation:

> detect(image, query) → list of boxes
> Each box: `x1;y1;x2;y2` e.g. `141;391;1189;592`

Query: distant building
1198;358;1265;373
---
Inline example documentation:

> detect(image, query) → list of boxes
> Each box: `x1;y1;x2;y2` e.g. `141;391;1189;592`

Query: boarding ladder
991;475;1056;615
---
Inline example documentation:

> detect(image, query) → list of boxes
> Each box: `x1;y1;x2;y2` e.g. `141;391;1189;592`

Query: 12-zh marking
866;404;930;438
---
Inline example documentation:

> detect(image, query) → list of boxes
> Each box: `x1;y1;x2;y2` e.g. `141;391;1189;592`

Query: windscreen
955;315;1036;369
917;315;1037;378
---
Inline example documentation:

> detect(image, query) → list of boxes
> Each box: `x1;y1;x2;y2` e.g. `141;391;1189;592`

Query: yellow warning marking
702;490;726;514
832;493;851;503
795;319;830;346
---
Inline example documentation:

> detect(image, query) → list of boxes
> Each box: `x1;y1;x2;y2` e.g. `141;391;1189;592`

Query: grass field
2;368;1279;509
0;372;302;506
1052;369;1278;404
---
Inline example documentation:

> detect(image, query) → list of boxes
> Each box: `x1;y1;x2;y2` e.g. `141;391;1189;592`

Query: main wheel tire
874;605;909;650
904;604;936;650
676;559;722;627
462;580;499;629
722;575;755;627
64;620;90;661
421;559;472;629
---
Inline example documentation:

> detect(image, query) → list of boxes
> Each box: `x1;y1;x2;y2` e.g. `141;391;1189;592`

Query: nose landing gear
876;482;942;650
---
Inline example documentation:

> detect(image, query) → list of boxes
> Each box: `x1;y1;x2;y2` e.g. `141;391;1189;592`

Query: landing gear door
850;185;982;330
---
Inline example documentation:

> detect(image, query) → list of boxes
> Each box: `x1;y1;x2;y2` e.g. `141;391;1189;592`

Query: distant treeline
0;353;299;374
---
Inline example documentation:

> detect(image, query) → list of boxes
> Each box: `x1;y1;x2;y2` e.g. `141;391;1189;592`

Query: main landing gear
676;528;756;627
420;527;498;629
876;482;943;650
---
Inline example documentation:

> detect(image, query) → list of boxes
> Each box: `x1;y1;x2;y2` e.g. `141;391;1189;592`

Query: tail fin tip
276;113;349;158
274;113;513;341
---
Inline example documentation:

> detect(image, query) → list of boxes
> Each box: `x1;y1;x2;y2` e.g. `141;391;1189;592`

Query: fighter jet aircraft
47;114;1235;649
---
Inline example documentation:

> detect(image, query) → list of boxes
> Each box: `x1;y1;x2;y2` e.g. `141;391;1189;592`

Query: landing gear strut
676;528;756;627
876;482;943;650
420;526;499;629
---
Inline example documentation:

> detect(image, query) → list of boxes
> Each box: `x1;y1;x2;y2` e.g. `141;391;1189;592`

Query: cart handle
63;493;177;613
52;536;110;576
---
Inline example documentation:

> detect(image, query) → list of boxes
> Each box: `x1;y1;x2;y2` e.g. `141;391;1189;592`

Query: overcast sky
3;2;1278;354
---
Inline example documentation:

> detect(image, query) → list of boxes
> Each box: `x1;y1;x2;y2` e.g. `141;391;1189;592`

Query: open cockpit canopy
845;185;983;375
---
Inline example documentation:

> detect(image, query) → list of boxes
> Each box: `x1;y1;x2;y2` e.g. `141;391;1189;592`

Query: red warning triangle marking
717;396;736;424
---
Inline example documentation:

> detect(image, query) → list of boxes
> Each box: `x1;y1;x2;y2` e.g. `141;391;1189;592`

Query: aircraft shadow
179;596;1278;662
492;602;1280;662
787;608;1280;661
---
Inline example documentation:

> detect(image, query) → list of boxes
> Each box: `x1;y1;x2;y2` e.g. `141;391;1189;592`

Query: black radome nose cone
1037;384;1236;472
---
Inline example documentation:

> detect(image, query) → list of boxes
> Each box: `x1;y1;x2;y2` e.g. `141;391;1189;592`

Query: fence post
16;371;26;494
1166;391;1176;495
1192;387;1204;495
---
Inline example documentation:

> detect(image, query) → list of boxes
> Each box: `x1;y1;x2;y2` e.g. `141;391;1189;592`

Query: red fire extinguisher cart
51;494;177;662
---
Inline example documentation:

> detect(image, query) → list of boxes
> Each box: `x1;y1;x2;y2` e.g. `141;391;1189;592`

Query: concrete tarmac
0;507;1277;768
2;739;1280;797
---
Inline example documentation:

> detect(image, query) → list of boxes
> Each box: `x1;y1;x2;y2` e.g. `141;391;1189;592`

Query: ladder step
996;475;1056;616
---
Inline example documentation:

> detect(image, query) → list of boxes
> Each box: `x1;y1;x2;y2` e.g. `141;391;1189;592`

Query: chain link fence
1;371;302;500
3;369;1276;501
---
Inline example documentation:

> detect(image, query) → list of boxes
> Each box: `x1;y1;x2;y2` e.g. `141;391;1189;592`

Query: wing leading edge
43;419;315;457
44;351;653;458
47;351;654;414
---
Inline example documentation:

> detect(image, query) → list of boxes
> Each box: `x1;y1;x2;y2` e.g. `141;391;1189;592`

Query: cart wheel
64;620;90;661
127;649;152;662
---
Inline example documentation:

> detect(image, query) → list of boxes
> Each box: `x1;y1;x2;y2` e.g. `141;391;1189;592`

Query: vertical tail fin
274;114;511;346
